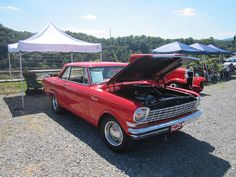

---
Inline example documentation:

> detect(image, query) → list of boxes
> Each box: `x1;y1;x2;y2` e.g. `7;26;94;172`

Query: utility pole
109;28;112;38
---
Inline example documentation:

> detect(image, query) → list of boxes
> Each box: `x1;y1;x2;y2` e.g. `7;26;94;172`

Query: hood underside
107;54;200;85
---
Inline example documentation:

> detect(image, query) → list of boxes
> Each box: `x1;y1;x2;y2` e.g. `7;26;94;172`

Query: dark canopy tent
151;41;201;54
207;44;231;54
190;43;219;54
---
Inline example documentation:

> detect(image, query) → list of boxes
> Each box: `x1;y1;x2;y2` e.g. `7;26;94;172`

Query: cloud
65;27;106;38
174;8;196;16
216;31;236;39
81;14;97;20
217;31;235;37
0;5;21;11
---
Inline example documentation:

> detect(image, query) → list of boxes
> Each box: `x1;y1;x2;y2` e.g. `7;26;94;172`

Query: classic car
130;54;206;92
43;54;202;152
164;67;206;92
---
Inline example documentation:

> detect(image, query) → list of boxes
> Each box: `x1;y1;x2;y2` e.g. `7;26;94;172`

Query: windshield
89;66;125;84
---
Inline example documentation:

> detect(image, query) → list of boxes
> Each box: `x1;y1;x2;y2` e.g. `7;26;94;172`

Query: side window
69;67;89;84
61;67;71;80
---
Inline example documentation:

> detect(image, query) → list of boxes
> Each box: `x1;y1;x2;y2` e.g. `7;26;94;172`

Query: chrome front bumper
128;111;202;139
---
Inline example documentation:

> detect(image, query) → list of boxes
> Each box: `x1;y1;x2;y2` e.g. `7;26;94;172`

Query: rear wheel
100;116;132;152
51;95;62;114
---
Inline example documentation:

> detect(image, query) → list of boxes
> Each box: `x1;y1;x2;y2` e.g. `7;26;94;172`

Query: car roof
64;62;127;67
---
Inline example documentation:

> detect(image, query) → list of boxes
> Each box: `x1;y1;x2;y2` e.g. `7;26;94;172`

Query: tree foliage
0;23;234;70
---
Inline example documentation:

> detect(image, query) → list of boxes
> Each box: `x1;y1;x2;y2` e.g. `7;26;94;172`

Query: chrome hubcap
170;83;178;88
52;96;58;110
104;121;123;146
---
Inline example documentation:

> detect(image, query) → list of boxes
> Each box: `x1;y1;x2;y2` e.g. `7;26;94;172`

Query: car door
56;66;71;108
63;66;91;118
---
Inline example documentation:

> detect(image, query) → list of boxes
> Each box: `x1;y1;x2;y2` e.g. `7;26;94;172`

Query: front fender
98;109;132;135
165;78;187;85
193;76;207;92
89;90;137;134
194;76;207;85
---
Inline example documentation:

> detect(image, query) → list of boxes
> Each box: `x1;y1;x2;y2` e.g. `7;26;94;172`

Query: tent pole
100;52;103;62
8;53;12;80
19;52;24;109
71;53;73;62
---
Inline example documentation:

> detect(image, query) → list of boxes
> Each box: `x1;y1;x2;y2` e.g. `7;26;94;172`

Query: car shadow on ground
200;93;211;97
4;95;231;177
4;94;49;117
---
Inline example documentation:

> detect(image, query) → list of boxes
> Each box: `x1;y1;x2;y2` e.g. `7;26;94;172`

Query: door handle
91;96;98;101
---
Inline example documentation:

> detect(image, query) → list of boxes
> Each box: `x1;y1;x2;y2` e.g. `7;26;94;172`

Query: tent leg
71;53;73;62
8;53;12;80
100;52;103;62
19;52;24;109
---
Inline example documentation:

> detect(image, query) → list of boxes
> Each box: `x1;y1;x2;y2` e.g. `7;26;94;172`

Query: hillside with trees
0;23;234;70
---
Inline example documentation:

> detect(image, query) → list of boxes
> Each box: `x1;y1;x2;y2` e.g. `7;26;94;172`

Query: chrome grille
146;101;197;123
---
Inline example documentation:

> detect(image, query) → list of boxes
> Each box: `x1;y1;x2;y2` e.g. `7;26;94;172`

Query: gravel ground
0;79;236;177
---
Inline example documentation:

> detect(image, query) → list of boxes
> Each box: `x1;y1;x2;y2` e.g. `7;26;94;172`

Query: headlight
133;107;150;123
185;74;189;79
185;71;189;79
195;96;201;108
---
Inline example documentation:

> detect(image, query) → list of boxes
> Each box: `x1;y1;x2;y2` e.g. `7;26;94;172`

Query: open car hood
107;54;200;85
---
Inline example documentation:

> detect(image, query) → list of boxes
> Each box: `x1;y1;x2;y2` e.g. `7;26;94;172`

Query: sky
0;0;235;39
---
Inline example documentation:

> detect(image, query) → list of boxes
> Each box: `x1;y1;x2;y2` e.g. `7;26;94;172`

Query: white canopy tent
8;23;102;109
8;43;19;53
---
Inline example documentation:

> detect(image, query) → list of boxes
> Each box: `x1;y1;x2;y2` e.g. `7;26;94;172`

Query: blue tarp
151;41;201;54
190;43;219;54
207;44;231;54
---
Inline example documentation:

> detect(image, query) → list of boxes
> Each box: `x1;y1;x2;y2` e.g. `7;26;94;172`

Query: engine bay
115;84;196;110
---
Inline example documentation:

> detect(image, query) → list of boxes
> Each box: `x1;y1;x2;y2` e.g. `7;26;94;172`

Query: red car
43;54;202;152
130;54;206;93
164;67;207;92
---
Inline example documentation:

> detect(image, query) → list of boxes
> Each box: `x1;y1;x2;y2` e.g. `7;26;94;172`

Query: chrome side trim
128;111;202;139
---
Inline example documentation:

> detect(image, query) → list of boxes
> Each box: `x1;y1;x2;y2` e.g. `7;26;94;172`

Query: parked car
164;67;207;93
43;54;202;152
223;56;236;69
130;54;206;92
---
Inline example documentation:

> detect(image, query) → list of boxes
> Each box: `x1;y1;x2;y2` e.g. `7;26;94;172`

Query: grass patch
0;81;27;94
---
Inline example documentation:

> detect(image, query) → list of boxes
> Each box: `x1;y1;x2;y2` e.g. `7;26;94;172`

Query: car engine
115;84;196;109
135;93;157;105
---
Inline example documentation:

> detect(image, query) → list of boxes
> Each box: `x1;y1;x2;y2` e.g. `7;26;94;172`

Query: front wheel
100;116;132;152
